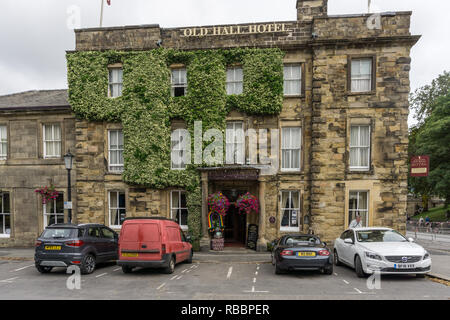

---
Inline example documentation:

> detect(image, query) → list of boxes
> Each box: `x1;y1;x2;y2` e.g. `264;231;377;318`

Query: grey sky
0;0;449;126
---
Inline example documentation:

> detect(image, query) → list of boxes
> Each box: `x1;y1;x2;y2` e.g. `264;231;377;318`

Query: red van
117;217;193;274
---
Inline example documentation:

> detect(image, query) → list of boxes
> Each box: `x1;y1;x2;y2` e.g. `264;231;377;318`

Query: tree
414;92;450;207
410;71;450;125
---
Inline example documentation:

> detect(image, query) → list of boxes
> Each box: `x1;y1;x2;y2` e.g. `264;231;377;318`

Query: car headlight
423;252;431;260
365;251;382;261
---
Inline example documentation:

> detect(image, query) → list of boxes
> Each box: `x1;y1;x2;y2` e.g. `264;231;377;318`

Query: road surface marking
12;265;34;272
343;280;349;285
253;278;256;283
113;268;121;272
255;271;258;276
227;267;233;280
257;266;260;270
334;273;338;276
186;270;191;273
176;275;183;280
244;286;269;293
157;283;166;290
0;277;19;283
170;275;178;280
354;288;363;294
181;269;188;273
95;273;108;278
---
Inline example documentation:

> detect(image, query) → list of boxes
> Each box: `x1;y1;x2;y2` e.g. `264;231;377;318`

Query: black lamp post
64;152;74;224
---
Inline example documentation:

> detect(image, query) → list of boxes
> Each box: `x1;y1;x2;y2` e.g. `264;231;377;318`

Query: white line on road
157;283;166;290
334;273;338;276
354;288;363;294
253;278;256;283
11;265;34;272
343;280;349;285
113;268;121;272
227;267;233;280
170;275;178;280
176;275;183;280
186;270;191;273
181;269;188;273
0;277;19;283
95;273;108;278
255;271;258;276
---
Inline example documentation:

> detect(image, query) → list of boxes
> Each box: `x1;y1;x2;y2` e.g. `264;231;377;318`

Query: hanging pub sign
410;156;430;177
246;224;259;251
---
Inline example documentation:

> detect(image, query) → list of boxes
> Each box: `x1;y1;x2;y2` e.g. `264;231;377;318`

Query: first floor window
281;191;300;230
109;191;126;228
350;125;370;170
0;192;11;237
349;191;369;227
43;124;61;158
351;58;373;93
281;127;301;171
44;193;64;228
108;130;124;172
0;125;7;160
171;191;188;229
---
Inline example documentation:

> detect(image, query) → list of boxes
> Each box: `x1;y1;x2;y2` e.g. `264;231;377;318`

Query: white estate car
334;227;432;278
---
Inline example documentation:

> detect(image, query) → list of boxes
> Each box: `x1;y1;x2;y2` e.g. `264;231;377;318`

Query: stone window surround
279;119;304;174
347;54;377;95
344;180;381;228
43;192;65;229
41;122;64;159
0;122;9;161
170;64;187;97
108;63;123;98
346;117;374;174
0;190;12;238
226;120;246;165
108;129;124;173
283;61;306;98
104;123;123;175
279;189;302;233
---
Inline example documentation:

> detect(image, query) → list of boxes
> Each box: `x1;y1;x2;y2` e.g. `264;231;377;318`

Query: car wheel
324;265;334;275
275;262;284;275
122;266;133;274
416;274;426;279
355;255;367;278
163;256;176;274
36;265;53;274
81;254;96;275
185;251;193;264
334;250;342;266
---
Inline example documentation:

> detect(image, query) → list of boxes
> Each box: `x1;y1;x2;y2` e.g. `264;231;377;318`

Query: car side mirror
344;238;354;245
408;237;414;243
185;235;192;243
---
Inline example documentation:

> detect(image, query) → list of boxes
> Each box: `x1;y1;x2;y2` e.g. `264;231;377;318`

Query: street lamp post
64;152;74;224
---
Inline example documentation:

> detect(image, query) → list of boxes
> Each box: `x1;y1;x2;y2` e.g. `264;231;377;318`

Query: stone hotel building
0;0;419;249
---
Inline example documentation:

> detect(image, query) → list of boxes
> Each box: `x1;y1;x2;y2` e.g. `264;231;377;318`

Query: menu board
246;224;259;251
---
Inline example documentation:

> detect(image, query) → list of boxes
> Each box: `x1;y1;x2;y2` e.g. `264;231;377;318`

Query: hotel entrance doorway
222;190;247;247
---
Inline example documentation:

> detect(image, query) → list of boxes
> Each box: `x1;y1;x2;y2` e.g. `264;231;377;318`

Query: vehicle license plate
394;264;415;269
298;252;316;257
44;246;61;251
122;253;138;258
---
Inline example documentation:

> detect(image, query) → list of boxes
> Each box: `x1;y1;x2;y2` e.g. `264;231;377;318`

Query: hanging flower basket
35;185;59;205
236;192;259;215
207;192;230;217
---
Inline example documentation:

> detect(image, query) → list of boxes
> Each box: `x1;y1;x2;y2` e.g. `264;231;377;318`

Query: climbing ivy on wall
67;48;284;248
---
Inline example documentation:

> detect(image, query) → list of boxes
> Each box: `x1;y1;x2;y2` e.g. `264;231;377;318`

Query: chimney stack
297;0;328;21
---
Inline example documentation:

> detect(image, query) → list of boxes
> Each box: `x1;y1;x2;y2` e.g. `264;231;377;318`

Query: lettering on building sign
181;23;287;37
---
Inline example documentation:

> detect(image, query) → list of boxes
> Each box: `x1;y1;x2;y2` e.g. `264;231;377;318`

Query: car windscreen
41;228;76;239
356;230;407;243
284;235;320;246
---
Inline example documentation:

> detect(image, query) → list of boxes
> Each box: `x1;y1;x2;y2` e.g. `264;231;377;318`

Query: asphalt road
0;259;448;300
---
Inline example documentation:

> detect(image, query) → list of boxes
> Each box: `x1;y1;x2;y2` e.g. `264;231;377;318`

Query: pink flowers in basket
35;185;59;204
208;192;230;216
236;192;259;215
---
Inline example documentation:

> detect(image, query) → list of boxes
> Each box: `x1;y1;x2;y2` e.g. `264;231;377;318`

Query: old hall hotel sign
181;23;287;37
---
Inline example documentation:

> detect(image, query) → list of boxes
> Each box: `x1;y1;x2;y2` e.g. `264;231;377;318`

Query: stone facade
69;0;419;248
0;90;75;247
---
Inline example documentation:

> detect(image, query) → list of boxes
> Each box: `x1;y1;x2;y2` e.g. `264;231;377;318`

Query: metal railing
406;221;450;241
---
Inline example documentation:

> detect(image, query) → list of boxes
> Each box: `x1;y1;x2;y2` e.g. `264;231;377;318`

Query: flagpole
368;0;371;13
100;0;104;27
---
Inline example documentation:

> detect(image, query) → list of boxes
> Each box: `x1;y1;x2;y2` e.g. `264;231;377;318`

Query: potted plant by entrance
236;192;259;215
207;192;229;251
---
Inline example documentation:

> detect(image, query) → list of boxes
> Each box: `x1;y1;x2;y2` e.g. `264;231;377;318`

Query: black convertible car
271;234;333;275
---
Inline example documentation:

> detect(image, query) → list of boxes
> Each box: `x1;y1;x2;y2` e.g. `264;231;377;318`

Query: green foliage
67;48;284;244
